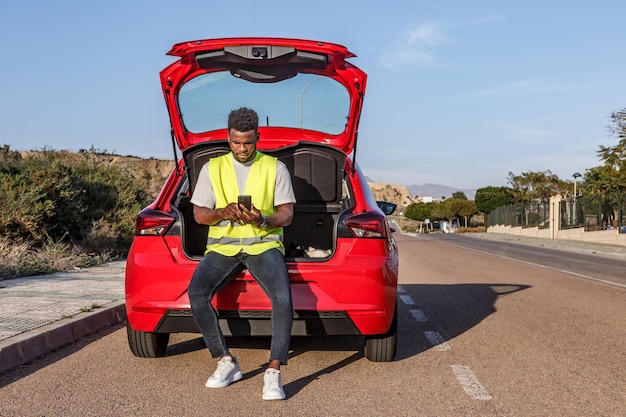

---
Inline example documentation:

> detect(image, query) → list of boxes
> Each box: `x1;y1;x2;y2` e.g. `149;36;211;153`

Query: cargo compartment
176;141;349;260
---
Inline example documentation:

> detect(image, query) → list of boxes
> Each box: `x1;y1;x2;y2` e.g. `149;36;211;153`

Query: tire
364;306;397;362
127;325;170;358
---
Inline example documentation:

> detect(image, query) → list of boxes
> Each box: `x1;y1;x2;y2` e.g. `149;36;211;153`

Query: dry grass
0;236;109;280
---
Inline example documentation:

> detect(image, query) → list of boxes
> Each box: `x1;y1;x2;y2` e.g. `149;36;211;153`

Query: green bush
404;201;437;221
0;151;90;242
0;146;151;278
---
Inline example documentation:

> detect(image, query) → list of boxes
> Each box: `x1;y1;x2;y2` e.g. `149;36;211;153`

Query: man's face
228;129;259;163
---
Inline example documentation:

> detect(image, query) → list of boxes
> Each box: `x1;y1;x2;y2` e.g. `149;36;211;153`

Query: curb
0;300;127;375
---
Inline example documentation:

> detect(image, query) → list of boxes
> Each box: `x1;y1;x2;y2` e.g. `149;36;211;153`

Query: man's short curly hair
228;107;259;132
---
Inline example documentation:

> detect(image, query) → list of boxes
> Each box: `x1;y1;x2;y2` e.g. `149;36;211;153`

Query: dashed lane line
424;330;451;351
399;294;416;305
409;308;429;322
451;365;493;400
401;291;492;401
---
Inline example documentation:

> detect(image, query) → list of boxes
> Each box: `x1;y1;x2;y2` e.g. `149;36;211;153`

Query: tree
446;198;477;227
475;186;514;214
452;191;467;200
507;170;569;202
599;108;626;168
581;166;621;195
431;200;454;221
427;198;477;229
593;108;626;192
404;202;436;221
577;109;626;229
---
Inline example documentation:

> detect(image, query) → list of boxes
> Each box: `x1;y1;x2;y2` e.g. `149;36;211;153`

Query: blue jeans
188;248;293;364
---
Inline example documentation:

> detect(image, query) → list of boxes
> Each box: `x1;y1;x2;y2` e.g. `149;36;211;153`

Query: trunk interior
175;141;350;260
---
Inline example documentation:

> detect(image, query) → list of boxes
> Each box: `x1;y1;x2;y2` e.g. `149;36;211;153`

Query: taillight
135;208;175;236
343;212;388;238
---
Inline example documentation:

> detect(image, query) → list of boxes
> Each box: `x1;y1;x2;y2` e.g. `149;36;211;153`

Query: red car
125;38;399;362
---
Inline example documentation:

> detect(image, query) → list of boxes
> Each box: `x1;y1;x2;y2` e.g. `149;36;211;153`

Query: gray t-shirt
191;153;296;209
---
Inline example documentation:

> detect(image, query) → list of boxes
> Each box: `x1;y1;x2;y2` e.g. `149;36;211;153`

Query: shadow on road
164;282;530;390
396;283;530;360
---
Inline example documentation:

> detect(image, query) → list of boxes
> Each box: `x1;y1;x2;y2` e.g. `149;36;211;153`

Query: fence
489;192;625;233
560;192;625;233
488;200;550;229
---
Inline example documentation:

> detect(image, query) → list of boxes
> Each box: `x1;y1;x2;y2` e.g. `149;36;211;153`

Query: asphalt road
1;233;625;416
413;233;626;288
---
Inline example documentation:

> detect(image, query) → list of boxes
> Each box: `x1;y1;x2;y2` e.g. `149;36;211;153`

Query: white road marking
451;365;493;400
558;270;626;289
424;331;450;351
409;309;429;322
397;285;406;293
399;294;416;305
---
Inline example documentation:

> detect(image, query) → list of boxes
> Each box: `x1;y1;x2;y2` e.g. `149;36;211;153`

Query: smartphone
238;195;252;211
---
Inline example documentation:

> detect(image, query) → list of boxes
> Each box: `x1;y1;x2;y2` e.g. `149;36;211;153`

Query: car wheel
127;325;170;358
364;306;397;362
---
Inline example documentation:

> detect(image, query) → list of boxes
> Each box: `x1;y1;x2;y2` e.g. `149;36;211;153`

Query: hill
367;182;416;209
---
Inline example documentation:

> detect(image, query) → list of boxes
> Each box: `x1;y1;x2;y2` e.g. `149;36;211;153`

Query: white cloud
378;22;450;70
377;16;503;71
407;22;450;47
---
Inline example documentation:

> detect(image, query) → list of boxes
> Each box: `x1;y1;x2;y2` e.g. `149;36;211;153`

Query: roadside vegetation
0;145;154;280
402;108;626;230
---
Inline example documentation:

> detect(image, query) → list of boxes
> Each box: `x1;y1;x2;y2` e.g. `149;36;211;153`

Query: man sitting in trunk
187;107;296;400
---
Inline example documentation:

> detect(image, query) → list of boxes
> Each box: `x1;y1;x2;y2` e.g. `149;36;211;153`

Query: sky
1;0;625;192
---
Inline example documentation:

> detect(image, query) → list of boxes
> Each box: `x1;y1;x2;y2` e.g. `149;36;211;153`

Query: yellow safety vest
206;152;284;256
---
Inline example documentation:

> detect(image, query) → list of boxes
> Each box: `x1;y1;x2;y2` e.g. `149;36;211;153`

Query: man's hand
194;202;293;228
237;203;263;225
193;203;242;226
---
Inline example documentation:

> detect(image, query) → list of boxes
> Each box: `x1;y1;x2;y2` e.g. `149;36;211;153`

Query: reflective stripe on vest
206;234;283;246
206;152;284;256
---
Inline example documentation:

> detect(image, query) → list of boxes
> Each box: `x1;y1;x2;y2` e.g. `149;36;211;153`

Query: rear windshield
178;72;350;135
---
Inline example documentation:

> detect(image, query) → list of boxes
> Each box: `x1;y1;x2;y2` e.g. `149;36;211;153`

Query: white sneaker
262;368;286;400
205;356;242;388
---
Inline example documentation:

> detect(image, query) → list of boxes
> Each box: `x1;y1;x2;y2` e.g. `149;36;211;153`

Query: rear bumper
155;309;360;336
